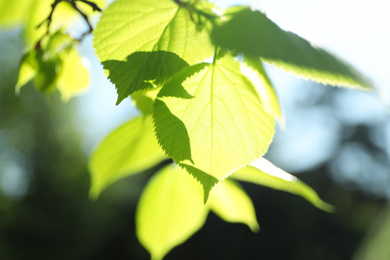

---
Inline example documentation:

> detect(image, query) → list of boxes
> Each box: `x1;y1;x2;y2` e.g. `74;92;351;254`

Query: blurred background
1;0;390;259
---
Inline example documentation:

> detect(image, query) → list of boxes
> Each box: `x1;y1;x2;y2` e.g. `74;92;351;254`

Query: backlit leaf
131;87;162;116
212;7;373;90
57;48;90;102
15;30;90;101
231;158;334;212
16;50;38;93
89;116;166;199
0;0;101;47
136;165;207;260
154;54;275;201
207;179;259;232
241;56;283;125
93;0;214;104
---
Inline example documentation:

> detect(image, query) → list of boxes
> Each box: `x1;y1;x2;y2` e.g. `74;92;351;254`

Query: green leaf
16;50;38;93
131;87;162;116
211;7;373;90
0;0;91;47
154;54;275;200
231;158;334;212
93;0;214;104
89;116;166;199
0;0;32;26
207;179;259;232
15;30;90;100
57;47;90;102
241;56;283;125
136;165;208;260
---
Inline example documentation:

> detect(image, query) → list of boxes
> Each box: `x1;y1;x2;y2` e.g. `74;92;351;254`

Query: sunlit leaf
207;179;259;232
57;48;90;102
93;0;214;104
15;30;90;100
131;87;161;116
154;54;275;201
136;165;207;260
16;50;38;93
0;0;105;47
212;7;373;90
0;0;32;26
241;56;283;125
231;158;334;212
89;116;166;199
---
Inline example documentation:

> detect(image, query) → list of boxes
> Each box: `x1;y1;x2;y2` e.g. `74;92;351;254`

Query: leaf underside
207;179;260;232
89;116;166;199
212;7;373;90
231;158;334;212
136;165;207;260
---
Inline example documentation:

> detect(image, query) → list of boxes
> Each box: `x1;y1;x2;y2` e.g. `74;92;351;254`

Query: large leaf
136;165;207;260
231;158;334;212
207;179;259;232
93;0;214;104
89;116;166;199
154;54;275;201
211;7;373;90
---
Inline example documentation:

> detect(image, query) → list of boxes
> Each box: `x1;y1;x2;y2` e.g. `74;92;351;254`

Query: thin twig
69;0;93;33
74;0;102;11
36;0;63;34
35;0;102;44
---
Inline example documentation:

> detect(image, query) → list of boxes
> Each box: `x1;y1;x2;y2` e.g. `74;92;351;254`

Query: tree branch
36;0;102;43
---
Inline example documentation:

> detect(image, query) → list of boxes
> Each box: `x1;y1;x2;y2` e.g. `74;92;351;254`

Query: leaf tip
250;223;260;233
319;202;336;213
88;188;100;201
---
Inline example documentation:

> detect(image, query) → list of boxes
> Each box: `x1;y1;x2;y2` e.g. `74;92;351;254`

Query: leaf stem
212;46;218;65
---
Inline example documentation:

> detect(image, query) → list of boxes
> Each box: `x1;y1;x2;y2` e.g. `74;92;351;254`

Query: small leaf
89;116;166;199
241;56;284;125
0;0;93;47
212;7;373;90
231;158;334;212
154;54;275;199
57;47;90;102
207;179;259;232
136;165;208;260
93;0;214;104
16;50;38;93
15;30;90;100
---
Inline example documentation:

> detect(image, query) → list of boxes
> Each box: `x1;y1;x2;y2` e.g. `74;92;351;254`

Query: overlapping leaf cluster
0;0;105;101
90;0;374;258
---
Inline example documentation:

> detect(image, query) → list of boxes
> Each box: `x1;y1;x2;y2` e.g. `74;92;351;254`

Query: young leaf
16;50;39;93
89;116;166;199
15;30;90;101
136;165;208;260
211;7;373;90
241;56;284;125
207;179;260;232
231;158;334;212
56;47;90;102
16;48;60;93
0;0;101;48
93;0;214;104
154;54;275;200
